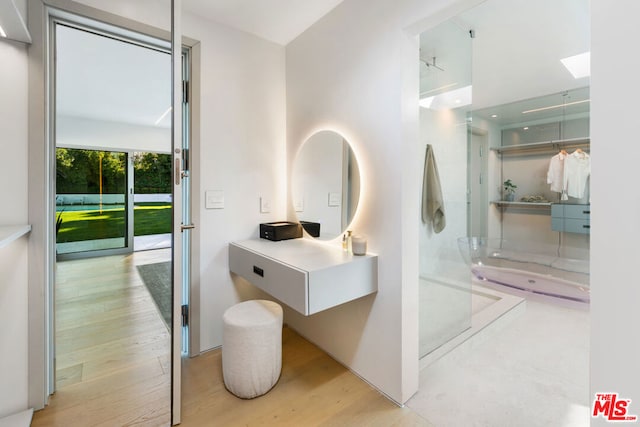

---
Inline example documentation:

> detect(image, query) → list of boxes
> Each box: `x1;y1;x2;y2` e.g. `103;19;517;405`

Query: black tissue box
300;221;321;238
259;221;302;241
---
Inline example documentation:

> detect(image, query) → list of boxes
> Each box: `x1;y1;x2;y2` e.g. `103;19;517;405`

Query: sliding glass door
55;148;130;256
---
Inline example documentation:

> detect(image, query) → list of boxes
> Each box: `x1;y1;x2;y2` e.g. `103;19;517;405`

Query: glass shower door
418;19;473;358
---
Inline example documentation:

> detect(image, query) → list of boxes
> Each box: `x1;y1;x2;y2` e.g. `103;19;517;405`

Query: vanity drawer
563;218;590;234
563;204;590;220
229;243;308;314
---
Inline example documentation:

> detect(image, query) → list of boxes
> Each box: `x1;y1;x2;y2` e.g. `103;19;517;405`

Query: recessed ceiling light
0;24;7;38
561;52;590;79
491;114;498;118
523;127;529;130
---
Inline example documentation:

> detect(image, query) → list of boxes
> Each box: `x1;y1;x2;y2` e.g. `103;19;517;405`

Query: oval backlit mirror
292;130;360;240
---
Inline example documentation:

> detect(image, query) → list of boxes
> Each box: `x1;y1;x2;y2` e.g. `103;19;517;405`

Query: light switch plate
294;198;304;212
260;197;271;213
328;192;341;207
205;190;224;209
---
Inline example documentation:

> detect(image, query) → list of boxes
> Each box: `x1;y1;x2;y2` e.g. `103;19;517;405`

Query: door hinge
181;304;189;327
182;80;189;104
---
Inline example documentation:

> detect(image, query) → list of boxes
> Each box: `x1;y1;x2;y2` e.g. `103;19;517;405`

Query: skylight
561;52;590;79
419;85;472;110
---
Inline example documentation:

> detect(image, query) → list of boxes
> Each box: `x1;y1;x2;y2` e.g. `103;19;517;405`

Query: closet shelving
491;201;551;208
490;137;590;155
490;137;590;209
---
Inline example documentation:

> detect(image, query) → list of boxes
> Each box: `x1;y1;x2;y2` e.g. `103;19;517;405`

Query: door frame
27;0;201;416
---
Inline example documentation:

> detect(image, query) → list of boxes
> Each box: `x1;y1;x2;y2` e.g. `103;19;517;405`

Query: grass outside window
56;202;172;243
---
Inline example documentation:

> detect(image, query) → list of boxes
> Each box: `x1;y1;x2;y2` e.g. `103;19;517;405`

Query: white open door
171;0;183;424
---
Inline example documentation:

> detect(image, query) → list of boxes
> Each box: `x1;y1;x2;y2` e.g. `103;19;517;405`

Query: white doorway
37;9;192;425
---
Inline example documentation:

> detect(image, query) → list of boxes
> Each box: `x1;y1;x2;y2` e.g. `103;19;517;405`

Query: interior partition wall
418;19;473;358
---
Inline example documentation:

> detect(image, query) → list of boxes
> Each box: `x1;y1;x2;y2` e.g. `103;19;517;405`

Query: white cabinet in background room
229;238;378;316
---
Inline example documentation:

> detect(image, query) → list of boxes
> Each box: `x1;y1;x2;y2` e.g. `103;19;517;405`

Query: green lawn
56;203;172;243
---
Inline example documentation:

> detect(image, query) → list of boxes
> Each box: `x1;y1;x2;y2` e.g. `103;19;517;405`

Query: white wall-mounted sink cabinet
229;239;378;316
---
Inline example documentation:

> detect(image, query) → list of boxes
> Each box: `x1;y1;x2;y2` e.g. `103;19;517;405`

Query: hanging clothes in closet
546;148;590;200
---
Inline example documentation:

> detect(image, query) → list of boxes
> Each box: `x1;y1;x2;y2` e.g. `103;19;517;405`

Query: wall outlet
260;197;271;213
205;190;224;209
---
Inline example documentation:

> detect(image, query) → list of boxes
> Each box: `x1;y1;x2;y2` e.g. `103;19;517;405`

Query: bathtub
457;237;590;304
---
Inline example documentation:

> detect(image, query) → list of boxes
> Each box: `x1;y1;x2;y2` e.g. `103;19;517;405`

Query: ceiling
56;0;589;130
420;0;590;116
56;24;172;129
182;0;345;45
56;1;346;129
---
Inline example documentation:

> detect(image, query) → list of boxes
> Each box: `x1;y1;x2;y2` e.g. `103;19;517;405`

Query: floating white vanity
229;238;378;316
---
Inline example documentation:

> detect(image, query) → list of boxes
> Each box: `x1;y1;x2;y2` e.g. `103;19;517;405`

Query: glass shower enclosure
418;19;473;358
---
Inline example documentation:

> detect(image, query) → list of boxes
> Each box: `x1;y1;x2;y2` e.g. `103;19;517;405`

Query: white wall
57;115;171;153
181;11;287;352
0;37;29;418
591;1;640;424
285;0;476;404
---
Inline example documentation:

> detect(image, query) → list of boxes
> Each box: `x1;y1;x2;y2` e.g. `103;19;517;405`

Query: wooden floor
32;249;172;427
32;249;431;427
180;326;431;427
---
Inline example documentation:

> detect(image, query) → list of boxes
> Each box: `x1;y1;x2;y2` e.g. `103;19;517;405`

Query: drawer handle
583;210;590;214
583;225;590;229
253;266;264;277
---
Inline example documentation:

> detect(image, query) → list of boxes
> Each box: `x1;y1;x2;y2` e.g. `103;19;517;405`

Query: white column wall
591;1;640;424
0;38;29;418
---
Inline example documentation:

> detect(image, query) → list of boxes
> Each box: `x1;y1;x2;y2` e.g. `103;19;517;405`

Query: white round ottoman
222;299;283;399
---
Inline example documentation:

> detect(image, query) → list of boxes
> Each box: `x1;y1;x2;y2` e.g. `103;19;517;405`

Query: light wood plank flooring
180;326;432;427
32;249;172;427
33;249;431;426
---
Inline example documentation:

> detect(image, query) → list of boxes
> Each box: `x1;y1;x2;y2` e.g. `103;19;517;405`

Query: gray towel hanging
422;144;446;233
